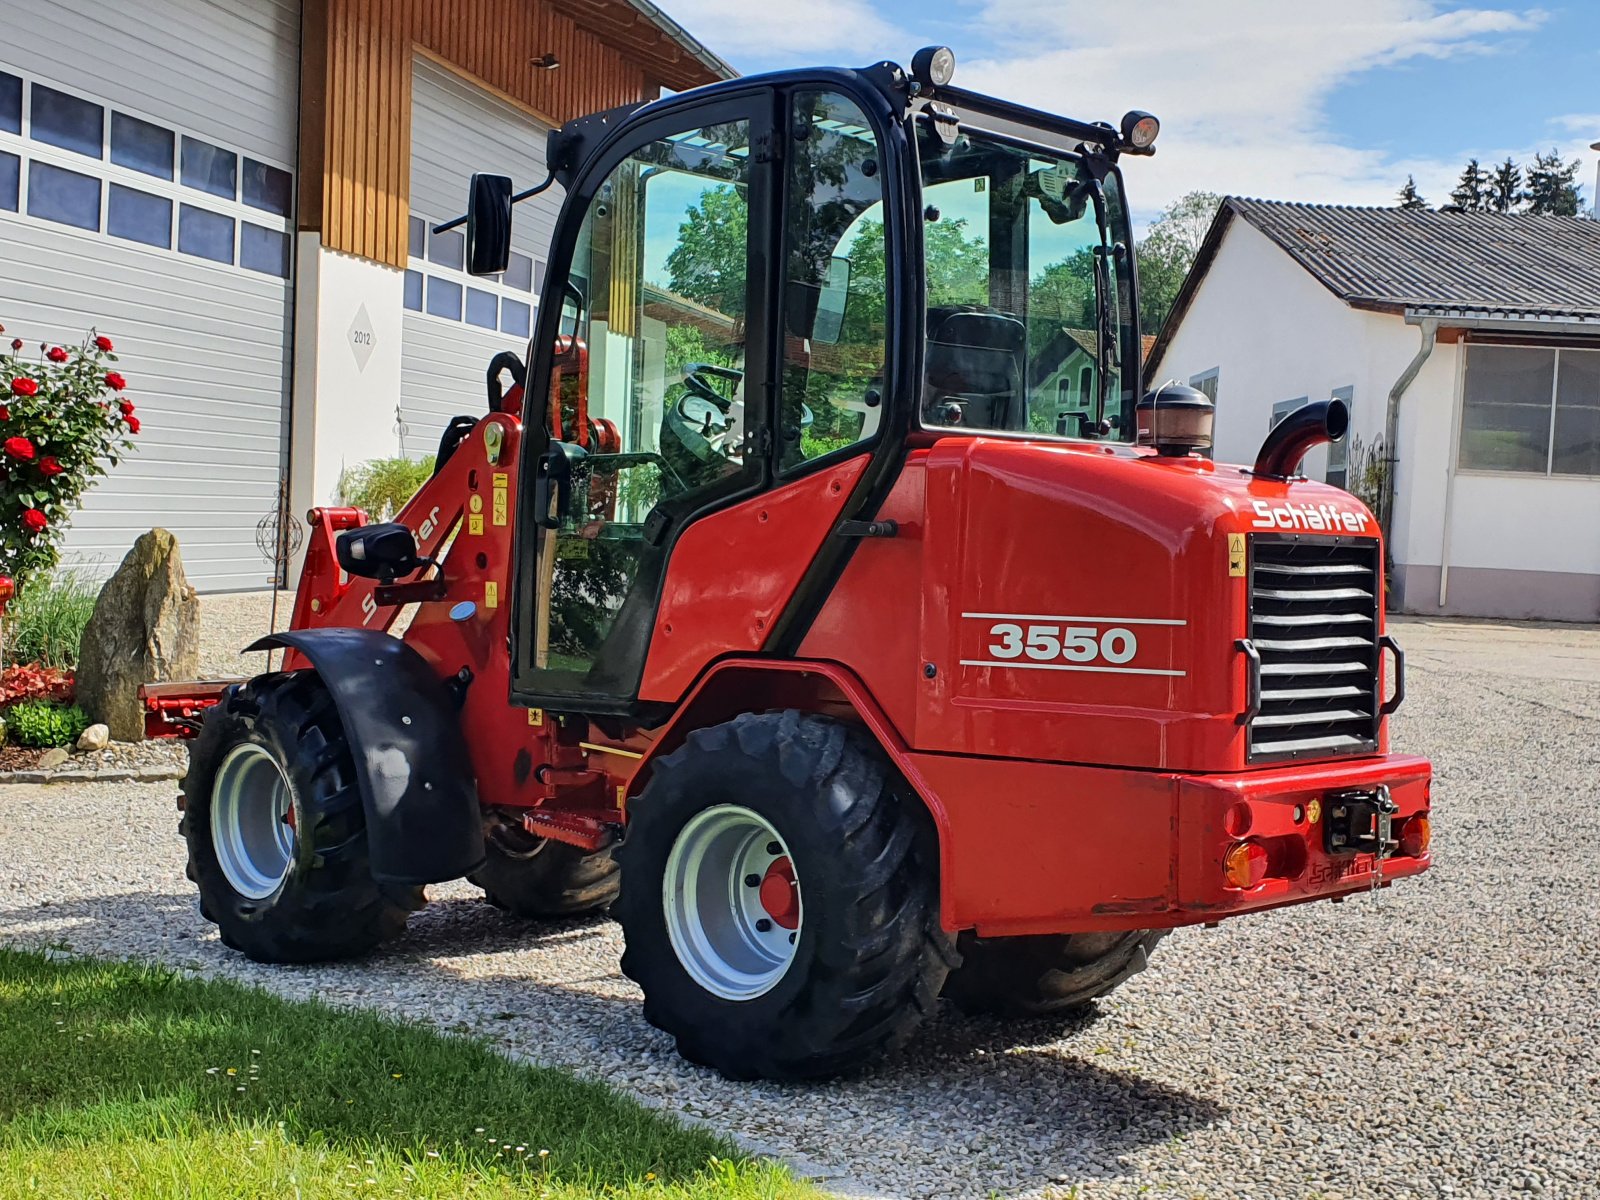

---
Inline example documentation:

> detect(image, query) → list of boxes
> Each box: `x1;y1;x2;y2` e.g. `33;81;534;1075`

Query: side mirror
336;522;422;581
466;173;513;276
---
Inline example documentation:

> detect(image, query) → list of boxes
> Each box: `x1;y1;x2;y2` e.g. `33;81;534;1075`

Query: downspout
1380;314;1439;572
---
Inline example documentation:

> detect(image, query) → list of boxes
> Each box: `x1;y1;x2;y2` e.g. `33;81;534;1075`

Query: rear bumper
905;750;1432;936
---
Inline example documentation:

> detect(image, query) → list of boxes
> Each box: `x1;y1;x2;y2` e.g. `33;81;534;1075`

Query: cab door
511;86;895;713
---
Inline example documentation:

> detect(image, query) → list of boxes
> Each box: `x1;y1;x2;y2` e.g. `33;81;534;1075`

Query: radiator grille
1246;535;1381;760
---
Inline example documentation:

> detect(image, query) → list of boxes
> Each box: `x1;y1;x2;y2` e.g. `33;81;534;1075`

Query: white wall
289;237;408;528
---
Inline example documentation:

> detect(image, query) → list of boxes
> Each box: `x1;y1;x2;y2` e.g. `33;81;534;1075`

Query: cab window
781;91;887;468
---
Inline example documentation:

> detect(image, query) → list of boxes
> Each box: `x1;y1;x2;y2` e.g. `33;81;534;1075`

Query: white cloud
950;0;1548;215
659;0;900;58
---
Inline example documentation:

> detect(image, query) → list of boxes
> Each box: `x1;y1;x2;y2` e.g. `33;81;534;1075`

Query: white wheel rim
662;805;801;1001
211;743;296;901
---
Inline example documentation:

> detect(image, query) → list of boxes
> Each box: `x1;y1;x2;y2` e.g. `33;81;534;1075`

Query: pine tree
1449;158;1488;210
1488;158;1521;212
1397;175;1429;210
1523;149;1583;216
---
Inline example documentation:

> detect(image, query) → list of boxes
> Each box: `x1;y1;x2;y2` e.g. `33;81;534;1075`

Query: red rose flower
46;346;68;363
5;436;35;461
39;456;63;477
22;508;47;534
95;335;114;352
104;372;127;391
10;378;37;397
125;415;141;434
119;400;135;417
8;339;19;352
0;406;9;421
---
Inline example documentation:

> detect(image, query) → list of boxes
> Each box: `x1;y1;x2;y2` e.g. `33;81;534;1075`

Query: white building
1146;199;1600;622
0;0;730;591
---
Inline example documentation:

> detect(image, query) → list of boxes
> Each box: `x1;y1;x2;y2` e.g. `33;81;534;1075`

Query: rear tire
180;672;422;963
941;929;1167;1018
470;813;619;917
615;710;956;1081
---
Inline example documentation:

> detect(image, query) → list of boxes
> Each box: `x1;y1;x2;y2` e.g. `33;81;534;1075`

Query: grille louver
1246;536;1381;760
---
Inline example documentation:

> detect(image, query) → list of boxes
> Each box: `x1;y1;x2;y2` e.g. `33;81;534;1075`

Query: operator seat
924;306;1028;430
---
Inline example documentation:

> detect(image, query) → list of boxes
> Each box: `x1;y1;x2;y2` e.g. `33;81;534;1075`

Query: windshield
913;115;1140;441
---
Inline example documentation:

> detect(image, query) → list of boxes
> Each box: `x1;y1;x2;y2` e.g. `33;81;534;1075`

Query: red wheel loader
162;48;1432;1081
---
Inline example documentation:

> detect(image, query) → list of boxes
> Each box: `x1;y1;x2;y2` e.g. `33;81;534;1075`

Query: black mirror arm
433;173;558;234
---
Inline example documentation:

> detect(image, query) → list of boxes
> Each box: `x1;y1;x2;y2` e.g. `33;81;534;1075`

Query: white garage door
0;0;298;591
402;58;563;456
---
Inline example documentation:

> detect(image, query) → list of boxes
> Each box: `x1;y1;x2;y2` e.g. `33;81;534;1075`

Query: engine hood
911;436;1382;772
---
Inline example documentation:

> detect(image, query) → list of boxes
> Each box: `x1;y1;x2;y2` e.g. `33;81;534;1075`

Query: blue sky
660;0;1600;224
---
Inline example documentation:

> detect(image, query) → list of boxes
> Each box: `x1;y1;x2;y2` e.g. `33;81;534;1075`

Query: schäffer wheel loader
160;46;1432;1081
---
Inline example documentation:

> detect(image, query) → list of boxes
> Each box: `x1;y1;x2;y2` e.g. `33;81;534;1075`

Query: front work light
1121;110;1160;150
912;46;957;89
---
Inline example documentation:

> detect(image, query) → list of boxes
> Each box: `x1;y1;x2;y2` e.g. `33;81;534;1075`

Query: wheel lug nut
744;873;761;887
765;841;781;855
755;918;772;932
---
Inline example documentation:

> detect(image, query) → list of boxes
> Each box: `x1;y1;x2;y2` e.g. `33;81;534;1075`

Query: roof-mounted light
1121;110;1160;151
911;46;957;89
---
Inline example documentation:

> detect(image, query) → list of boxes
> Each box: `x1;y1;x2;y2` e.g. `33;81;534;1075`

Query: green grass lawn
0;948;813;1199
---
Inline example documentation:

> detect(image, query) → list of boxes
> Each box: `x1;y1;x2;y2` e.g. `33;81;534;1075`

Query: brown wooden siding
304;0;657;268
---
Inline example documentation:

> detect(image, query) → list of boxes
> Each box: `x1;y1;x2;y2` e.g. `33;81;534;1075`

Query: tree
1449;159;1488;211
664;185;749;317
1523;149;1583;216
1397;176;1429;210
1134;190;1222;334
1488;158;1522;213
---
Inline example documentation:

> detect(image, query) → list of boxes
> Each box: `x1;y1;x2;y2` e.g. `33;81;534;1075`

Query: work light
1121;110;1160;150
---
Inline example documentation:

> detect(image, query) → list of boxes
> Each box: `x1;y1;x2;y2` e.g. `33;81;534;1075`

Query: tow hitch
1324;786;1399;858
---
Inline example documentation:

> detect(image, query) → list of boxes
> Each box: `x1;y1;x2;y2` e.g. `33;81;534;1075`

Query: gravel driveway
2;609;1598;1199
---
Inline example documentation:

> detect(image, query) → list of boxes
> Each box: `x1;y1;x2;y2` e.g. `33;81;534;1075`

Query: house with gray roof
1146;199;1600;622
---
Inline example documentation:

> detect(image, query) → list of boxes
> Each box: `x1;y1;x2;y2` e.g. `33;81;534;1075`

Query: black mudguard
243;629;485;886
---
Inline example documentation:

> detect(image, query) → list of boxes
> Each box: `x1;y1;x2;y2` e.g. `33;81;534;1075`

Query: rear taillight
1399;814;1431;858
1223;840;1269;889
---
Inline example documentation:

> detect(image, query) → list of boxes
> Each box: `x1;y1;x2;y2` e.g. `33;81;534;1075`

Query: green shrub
4;570;99;669
7;699;90;747
338;455;435;520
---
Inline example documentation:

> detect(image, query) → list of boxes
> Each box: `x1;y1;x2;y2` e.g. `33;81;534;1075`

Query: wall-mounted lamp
531;53;560;70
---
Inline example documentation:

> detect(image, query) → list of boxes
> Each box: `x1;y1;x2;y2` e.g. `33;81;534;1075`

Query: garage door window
111;113;173;180
406;211;540;339
0;68;293;280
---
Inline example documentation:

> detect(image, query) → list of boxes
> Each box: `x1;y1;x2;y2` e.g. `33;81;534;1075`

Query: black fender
243;629;485;886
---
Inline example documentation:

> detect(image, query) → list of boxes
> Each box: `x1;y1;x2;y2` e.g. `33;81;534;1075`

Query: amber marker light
1399;814;1432;858
1223;840;1269;890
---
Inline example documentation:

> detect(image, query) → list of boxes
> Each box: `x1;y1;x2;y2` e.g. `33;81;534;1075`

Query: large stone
75;529;200;742
76;723;110;752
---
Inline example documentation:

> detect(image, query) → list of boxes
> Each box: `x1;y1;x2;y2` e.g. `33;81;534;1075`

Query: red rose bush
0;326;138;587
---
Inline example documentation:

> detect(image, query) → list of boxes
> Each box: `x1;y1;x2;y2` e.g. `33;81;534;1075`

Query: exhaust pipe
1253;398;1349;479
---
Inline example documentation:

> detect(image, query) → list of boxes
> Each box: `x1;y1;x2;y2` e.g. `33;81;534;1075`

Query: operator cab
445;48;1158;710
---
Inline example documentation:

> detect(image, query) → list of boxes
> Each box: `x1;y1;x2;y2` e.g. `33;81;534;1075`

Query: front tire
615;711;956;1080
180;672;421;963
942;930;1167;1019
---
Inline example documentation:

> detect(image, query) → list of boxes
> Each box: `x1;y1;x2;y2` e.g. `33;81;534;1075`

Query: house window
1327;386;1353;488
1459;344;1600;477
1190;367;1219;404
1270;397;1306;429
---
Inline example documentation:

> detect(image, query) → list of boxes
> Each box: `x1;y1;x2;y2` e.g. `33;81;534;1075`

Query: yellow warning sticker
485;580;499;609
616;785;627;809
1227;532;1247;577
469;493;484;514
1306;798;1322;825
528;708;544;727
492;478;508;526
468;513;484;536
